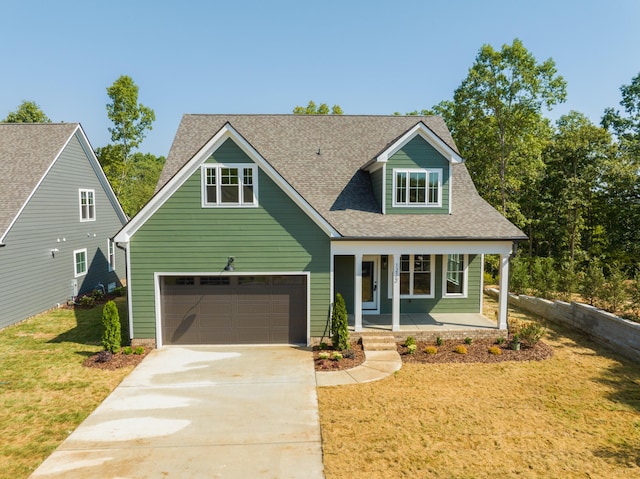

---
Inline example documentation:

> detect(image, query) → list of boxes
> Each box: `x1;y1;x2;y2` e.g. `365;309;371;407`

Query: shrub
122;346;133;355
95;350;112;363
318;352;330;360
510;255;531;294
319;342;328;350
454;345;468;355
531;257;558;300
404;336;416;347
342;349;355;359
496;336;506;345
134;346;145;355
406;344;417;354
483;271;496;286
424;346;438;355
78;295;95;308
436;336;444;346
602;263;628;313
113;286;126;297
91;288;104;302
331;293;349;351
581;262;605;306
519;322;545;346
488;346;502;355
331;352;343;361
557;261;578;302
464;337;473;345
101;300;121;353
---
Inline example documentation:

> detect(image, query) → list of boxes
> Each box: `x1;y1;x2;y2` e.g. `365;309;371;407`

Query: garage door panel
161;276;306;345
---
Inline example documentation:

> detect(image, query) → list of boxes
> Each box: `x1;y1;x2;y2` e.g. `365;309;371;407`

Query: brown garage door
160;275;307;345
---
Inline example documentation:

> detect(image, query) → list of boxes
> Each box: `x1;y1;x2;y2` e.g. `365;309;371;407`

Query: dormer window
393;169;441;207
201;164;257;207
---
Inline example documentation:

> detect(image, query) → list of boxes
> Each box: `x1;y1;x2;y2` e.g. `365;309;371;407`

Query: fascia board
374;123;464;165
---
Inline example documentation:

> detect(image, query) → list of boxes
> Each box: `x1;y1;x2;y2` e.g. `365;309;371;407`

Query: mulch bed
83;347;151;370
398;339;553;364
313;341;366;371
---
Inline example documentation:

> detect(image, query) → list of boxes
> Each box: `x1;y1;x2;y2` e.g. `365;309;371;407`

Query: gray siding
0;134;126;329
385;136;450;214
129;138;331;340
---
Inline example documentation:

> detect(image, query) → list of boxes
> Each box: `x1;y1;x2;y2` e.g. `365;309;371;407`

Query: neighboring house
114;115;526;347
0;123;127;329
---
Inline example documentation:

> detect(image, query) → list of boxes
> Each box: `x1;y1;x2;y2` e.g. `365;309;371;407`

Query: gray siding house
115;115;526;347
0;123;127;329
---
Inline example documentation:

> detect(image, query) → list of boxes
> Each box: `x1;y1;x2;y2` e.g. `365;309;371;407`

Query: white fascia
114;123;340;243
370;122;464;166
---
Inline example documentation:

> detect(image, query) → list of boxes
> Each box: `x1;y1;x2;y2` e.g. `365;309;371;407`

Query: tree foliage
101;300;121;353
102;75;155;198
3;100;51;123
331;293;349;351
433;39;566;227
293;100;343;115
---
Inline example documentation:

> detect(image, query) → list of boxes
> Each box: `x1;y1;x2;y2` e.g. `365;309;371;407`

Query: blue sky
1;0;638;157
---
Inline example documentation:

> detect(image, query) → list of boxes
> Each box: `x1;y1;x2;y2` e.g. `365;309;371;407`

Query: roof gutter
331;236;528;242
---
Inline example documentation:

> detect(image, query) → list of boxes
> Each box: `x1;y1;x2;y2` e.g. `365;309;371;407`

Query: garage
160;275;307;345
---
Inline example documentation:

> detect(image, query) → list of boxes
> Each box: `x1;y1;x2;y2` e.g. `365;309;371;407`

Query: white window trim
107;239;116;272
74;248;88;278
79;189;96;222
442;253;468;298
392;168;442;208
387;254;435;299
201;164;258;208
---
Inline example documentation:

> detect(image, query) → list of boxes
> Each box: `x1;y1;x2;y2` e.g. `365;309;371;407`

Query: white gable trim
115;123;339;242
370;122;464;166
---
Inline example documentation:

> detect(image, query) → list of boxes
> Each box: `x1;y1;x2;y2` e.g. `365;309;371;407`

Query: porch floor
349;313;498;333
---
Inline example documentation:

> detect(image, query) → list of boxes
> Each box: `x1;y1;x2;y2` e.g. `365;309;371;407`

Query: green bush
318;352;330;360
91;288;104;302
581;262;605;306
509;255;531;294
101;300;121;353
602;263;628;313
496;336;506;345
406;344;417;354
404;336;416;347
531;257;558;299
464;337;473;345
436;336;444;346
78;295;95;308
519;322;545;346
331;352;343;361
122;346;133;355
134;346;145;355
331;293;349;351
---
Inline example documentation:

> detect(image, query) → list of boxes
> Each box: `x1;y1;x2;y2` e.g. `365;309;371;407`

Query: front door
362;256;378;311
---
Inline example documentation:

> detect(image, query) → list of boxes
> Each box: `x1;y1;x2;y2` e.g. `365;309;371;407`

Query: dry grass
0;299;134;478
318;295;640;478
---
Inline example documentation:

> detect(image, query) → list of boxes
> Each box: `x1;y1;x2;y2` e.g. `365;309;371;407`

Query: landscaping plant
331;293;349;351
101;300;121;354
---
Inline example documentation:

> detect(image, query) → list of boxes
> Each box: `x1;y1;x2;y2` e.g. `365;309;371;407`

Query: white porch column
354;253;363;332
498;253;510;330
391;254;400;332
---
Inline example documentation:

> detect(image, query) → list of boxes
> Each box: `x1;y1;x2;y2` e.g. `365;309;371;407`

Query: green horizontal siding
129;138;330;340
385;136;450;214
378;254;481;314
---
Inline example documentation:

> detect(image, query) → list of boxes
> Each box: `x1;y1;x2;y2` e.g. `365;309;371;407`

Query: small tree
102;300;121;353
602;263;628;314
331;293;349;351
580;262;605;307
509;255;531;294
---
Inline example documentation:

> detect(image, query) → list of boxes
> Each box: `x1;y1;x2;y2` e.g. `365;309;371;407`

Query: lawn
317;296;640;479
0;298;133;478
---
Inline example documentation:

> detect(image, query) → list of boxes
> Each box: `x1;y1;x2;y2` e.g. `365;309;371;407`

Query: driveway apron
30;346;325;479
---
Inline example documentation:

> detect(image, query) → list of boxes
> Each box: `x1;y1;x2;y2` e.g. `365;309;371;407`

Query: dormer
363;122;464;215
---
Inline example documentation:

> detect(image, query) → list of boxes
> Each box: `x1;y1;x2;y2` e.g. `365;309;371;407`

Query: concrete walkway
30;346;324;479
315;336;402;387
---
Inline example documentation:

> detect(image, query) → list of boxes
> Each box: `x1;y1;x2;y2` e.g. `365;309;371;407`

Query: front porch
348;312;506;342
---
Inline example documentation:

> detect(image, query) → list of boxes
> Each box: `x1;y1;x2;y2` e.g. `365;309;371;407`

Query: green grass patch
0;298;132;478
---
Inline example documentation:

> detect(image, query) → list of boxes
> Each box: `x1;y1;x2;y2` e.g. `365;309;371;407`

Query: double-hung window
444;254;467;297
393;169;441;207
79;189;95;221
107;239;116;272
202;164;257;206
398;254;434;297
74;249;87;277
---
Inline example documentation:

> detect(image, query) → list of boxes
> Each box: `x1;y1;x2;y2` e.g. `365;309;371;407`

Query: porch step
361;335;398;352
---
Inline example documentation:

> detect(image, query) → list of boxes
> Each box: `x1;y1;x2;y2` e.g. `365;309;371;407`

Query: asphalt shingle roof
0;123;79;239
160;115;526;241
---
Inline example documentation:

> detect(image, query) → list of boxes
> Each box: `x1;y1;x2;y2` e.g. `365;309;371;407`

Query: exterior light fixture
224;256;235;271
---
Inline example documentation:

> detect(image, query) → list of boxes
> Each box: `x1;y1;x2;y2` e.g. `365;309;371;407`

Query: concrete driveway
30;346;324;478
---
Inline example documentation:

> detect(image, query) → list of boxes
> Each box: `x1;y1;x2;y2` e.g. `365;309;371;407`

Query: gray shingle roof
160;114;526;241
0;123;79;239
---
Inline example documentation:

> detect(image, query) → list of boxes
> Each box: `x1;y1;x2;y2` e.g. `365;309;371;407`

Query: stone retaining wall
486;288;640;362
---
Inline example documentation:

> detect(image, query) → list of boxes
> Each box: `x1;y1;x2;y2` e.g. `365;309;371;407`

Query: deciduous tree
3;100;51;123
293;100;343;115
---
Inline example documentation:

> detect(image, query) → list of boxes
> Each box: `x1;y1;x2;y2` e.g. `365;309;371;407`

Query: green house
114;115;526;346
